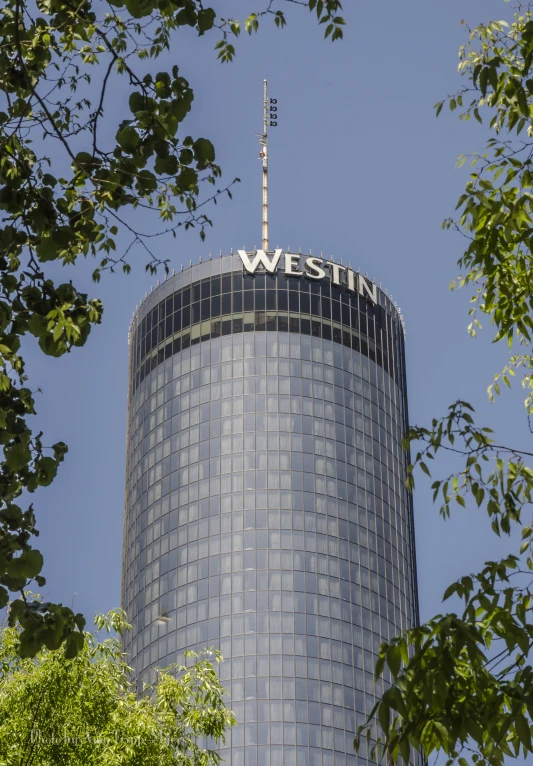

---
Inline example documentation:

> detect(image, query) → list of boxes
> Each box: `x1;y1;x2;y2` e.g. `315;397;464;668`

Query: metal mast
260;79;269;252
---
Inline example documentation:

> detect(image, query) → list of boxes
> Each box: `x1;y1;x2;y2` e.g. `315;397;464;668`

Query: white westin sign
237;250;377;305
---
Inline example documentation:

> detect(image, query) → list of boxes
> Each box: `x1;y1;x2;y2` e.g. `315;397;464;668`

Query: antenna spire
261;79;268;252
257;80;277;252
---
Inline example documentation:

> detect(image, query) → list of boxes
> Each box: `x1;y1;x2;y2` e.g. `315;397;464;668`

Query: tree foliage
0;608;235;765
0;0;344;656
355;4;533;766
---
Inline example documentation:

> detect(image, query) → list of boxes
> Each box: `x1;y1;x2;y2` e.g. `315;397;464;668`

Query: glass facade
122;253;419;766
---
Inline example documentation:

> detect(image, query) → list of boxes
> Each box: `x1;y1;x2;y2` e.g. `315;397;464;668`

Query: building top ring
128;250;406;342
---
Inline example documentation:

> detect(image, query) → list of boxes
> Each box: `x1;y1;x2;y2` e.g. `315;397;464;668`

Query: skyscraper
121;248;419;766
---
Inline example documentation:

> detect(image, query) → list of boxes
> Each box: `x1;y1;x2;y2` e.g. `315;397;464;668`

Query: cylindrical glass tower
122;251;419;766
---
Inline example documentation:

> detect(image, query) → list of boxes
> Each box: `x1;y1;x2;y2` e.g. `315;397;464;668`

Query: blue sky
24;0;524;629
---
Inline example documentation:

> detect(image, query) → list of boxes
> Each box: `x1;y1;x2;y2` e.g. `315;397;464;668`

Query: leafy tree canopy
0;608;235;765
0;0;344;656
356;4;533;766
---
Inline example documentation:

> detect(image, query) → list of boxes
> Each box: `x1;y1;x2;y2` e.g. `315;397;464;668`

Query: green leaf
116;126;141;154
198;8;216;34
374;652;386;680
386;644;402;677
378;699;390;734
154;154;178;175
193;137;215;164
175;166;198;192
128;92;145;113
6;549;43;579
442;582;458;601
36;236;58;262
36;456;57;486
18;634;41;659
64;631;85;659
179;148;193;166
123;0;154;18
4;443;31;471
74;152;95;171
515;713;532;751
136;170;158;194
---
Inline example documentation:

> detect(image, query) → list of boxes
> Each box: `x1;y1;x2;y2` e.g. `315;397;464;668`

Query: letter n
358;276;377;305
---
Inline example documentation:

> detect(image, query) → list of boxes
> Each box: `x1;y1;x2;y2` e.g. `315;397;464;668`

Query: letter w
237;249;282;274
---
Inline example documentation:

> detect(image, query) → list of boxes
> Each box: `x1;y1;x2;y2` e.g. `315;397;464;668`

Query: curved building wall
121;252;419;766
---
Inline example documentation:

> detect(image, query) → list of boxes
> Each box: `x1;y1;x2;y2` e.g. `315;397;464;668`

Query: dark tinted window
131;270;402;393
